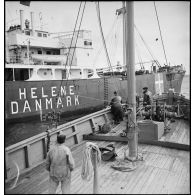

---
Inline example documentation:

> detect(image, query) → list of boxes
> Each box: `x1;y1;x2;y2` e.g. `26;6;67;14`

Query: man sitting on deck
46;132;75;194
110;91;124;124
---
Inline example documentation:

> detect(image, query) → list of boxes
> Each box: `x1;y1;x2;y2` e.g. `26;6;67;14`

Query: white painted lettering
41;87;48;98
11;101;18;114
19;88;26;100
61;86;66;96
35;99;42;111
31;88;37;98
69;85;74;95
75;95;79;105
46;98;53;109
23;100;31;112
66;96;72;106
51;86;57;97
57;97;63;108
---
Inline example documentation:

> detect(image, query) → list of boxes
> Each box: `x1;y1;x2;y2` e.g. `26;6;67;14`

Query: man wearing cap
142;87;153;106
46;132;75;194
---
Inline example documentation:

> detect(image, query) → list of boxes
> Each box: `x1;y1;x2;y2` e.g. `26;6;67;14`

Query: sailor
142;87;153;119
46;132;75;194
110;91;123;124
142;87;153;106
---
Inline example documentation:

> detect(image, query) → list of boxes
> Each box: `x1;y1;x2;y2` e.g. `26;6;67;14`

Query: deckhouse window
43;34;47;38
37;32;42;37
38;50;42;54
84;41;92;46
25;31;30;36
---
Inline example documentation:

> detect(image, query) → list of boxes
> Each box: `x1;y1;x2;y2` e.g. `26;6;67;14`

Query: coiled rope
81;142;101;181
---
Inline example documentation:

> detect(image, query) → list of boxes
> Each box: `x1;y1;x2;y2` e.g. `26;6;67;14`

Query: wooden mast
122;1;126;70
126;1;138;160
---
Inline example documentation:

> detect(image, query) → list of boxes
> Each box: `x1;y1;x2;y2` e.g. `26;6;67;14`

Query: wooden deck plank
96;143;127;194
138;167;159;194
5;119;190;194
152;169;170;194
160;119;190;145
106;146;145;194
147;168;165;193
121;162;148;194
130;166;154;194
6;144;190;194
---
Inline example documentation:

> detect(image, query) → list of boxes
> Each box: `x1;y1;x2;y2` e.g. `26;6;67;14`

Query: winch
139;104;177;121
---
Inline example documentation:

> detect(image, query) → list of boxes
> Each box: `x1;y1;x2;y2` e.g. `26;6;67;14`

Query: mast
126;1;138;160
116;2;126;70
122;1;126;70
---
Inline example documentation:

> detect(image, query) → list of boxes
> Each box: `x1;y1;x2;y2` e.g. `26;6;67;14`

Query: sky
1;2;192;190
5;1;190;74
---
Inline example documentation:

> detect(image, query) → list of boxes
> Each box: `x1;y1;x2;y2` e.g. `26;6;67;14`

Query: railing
5;107;112;181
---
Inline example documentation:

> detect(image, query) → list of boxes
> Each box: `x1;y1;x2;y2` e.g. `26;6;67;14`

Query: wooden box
137;120;164;141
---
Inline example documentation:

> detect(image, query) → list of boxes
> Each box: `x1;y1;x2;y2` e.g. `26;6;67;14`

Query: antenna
39;12;43;30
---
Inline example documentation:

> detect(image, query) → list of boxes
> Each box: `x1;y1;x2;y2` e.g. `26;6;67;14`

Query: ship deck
5;119;190;194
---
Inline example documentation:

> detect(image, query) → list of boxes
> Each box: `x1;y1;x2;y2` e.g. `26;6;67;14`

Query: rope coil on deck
111;159;137;172
81;142;101;181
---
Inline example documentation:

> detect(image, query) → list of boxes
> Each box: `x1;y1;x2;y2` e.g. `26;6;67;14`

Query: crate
137;120;164;141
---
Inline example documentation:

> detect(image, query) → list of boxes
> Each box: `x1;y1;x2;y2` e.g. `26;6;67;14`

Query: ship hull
5;71;185;122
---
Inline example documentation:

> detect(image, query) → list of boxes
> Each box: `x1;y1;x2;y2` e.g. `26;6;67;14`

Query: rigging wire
53;1;86;118
111;16;122;65
68;1;87;79
135;42;144;70
93;15;118;66
104;15;120;67
95;1;114;77
56;1;83;98
134;24;160;67
95;1;121;92
153;1;173;88
153;1;169;66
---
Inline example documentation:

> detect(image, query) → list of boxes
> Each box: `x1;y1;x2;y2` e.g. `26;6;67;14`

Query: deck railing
5;107;112;181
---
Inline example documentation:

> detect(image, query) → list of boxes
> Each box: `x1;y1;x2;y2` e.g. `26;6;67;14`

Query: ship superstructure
5;4;185;123
5;10;96;81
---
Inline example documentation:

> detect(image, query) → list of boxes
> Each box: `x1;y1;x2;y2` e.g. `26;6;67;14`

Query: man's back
46;144;75;180
111;95;122;104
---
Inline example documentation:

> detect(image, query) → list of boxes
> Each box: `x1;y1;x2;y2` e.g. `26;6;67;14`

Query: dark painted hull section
5;72;185;122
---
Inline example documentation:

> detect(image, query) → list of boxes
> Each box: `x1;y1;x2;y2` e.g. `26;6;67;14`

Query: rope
81;142;101;181
95;1;113;76
111;159;136;172
134;24;161;67
43;2;85;124
153;1;168;66
57;1;83;98
153;1;173;88
68;1;86;79
111;16;121;65
8;161;20;190
93;15;118;66
95;2;121;92
135;42;144;70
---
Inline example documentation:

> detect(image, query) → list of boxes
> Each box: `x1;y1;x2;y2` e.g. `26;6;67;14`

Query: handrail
5;107;110;153
5;107;111;181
